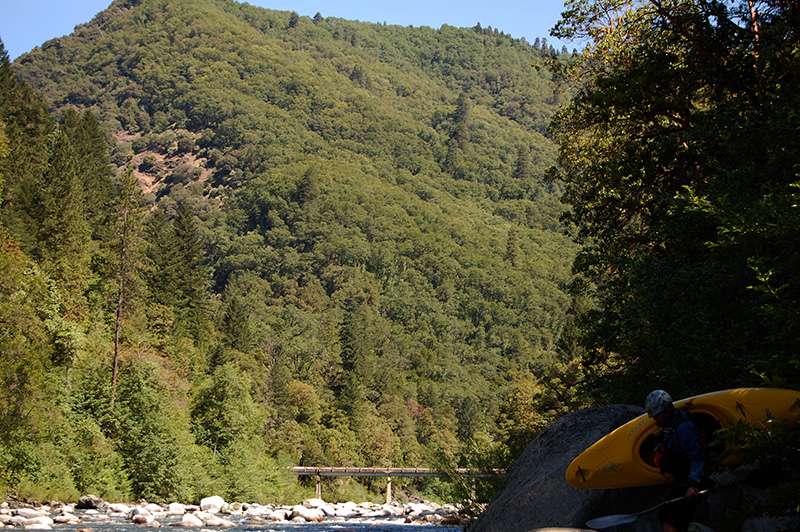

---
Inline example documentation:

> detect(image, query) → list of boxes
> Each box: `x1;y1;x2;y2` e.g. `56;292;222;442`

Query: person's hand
685;486;699;501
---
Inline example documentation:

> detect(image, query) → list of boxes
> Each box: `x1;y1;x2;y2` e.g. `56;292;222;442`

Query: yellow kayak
566;388;800;489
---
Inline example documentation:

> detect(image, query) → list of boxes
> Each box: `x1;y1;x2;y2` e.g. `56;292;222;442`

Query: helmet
645;390;673;417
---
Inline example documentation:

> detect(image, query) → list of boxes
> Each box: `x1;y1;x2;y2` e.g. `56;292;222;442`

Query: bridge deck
292;466;503;478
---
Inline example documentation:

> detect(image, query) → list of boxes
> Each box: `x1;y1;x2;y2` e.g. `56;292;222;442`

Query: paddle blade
586;512;639;530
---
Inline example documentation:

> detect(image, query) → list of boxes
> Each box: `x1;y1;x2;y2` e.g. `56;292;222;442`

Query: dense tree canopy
0;0;580;504
550;0;800;402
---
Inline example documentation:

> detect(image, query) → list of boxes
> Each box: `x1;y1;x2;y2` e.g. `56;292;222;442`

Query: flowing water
51;512;462;532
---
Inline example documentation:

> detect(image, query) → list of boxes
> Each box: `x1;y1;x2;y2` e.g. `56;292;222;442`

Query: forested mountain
0;0;580;504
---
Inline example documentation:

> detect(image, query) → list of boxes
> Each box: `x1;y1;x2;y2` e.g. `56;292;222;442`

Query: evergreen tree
111;361;189;501
0;41;53;252
145;209;180;309
452;92;471;150
512;144;531;181
171;203;209;342
60;109;114;239
110;167;147;409
36;127;91;311
505;225;521;268
289;11;300;29
335;284;376;425
220;295;252;353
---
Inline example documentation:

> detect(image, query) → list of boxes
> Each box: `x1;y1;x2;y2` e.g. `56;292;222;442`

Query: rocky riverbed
0;495;466;531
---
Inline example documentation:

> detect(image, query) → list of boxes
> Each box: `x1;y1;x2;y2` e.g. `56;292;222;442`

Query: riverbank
0;494;469;529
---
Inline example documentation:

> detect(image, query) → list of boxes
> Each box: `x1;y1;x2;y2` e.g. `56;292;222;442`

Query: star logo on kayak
599;461;620;472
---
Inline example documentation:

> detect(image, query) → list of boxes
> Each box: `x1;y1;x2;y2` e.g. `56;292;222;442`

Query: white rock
199;496;225;512
131;514;155;524
362;507;392;518
224;502;243;514
201;516;235;527
109;503;132;514
333;501;359;517
303;499;336;516
144;504;163;513
193;511;215;522
14;510;46;520
243;506;267;517
23;517;53;526
406;502;430;516
166;503;186;515
382;504;405;516
319;504;337;517
82;513;109;521
289;505;323;522
128;507;152;518
302;498;326;508
52;515;79;524
23;525;51;530
169;513;204;527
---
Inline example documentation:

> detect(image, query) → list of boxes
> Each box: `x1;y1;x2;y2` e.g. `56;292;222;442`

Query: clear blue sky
0;0;573;61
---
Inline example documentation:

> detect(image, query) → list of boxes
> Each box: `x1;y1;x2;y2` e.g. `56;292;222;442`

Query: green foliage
191;362;267;451
108;360;193;502
0;1;582;502
550;0;800;403
714;413;800;525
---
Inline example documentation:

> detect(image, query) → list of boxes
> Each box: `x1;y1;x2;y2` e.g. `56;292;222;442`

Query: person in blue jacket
646;390;713;532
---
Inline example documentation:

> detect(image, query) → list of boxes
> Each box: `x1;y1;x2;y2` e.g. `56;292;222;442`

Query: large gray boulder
76;494;107;510
470;404;666;532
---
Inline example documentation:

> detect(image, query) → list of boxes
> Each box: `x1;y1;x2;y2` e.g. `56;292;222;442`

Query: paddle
585;490;710;530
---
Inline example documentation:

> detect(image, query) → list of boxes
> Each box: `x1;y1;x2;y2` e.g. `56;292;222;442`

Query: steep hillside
2;0;581;503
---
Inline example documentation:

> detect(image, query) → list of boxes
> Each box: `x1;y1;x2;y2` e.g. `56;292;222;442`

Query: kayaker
645;389;713;532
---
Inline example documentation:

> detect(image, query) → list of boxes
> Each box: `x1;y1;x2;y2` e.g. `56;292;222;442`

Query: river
48;511;463;532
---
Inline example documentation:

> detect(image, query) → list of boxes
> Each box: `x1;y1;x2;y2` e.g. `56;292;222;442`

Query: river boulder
469;404;665;532
169;513;204;527
75;495;105;511
200;496;226;512
289;505;324;522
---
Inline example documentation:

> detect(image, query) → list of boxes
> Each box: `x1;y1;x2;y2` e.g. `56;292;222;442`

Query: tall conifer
171;203;209;342
110;167;146;409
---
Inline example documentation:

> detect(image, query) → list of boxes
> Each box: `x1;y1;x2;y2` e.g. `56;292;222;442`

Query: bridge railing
291;467;505;502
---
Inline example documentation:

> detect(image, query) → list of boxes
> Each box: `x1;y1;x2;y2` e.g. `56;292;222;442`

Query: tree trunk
110;212;127;410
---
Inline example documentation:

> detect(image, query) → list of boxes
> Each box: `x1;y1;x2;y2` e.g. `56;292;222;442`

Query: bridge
291;467;505;503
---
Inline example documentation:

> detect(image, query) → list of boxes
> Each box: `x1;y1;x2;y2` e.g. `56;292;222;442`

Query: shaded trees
145;203;210;345
550;0;800;401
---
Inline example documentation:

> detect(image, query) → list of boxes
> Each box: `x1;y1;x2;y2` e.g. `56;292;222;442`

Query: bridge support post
316;474;322;499
386;477;392;504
